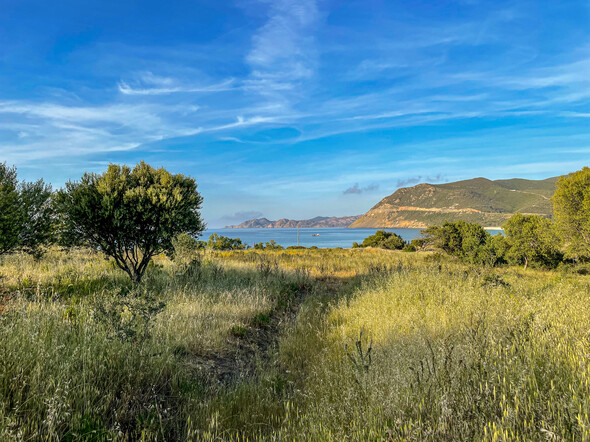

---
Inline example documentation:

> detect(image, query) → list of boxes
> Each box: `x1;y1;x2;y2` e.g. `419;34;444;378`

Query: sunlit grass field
1;248;589;440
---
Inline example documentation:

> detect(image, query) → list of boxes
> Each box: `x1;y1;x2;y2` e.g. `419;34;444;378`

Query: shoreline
220;226;504;230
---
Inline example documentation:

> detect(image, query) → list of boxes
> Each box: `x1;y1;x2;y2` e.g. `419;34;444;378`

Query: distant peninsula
228;175;559;230
225;215;362;229
350;176;558;229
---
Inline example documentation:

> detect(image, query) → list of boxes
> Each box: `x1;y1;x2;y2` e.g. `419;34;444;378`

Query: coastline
223;226;504;230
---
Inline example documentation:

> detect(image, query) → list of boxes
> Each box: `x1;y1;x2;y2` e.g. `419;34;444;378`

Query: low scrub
1;248;589;440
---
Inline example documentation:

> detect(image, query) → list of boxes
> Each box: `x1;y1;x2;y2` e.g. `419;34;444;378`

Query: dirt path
189;284;310;385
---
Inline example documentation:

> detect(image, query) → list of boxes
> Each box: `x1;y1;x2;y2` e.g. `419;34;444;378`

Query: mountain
350;176;559;229
225;215;362;229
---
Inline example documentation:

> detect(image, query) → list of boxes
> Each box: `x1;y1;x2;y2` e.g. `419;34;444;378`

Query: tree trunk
131;269;143;285
523;257;528;271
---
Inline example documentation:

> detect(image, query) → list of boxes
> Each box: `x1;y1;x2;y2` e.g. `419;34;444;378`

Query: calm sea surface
203;228;504;249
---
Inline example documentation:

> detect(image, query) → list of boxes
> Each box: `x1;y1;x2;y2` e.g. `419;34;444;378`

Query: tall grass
0;249;308;440
274;265;590;440
1;247;589;440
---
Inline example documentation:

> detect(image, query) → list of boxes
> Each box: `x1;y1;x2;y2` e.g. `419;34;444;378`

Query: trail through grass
1;248;589;440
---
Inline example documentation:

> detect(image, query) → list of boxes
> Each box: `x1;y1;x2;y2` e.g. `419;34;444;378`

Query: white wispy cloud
244;0;319;100
0;98;278;166
118;77;236;95
2;0;590;206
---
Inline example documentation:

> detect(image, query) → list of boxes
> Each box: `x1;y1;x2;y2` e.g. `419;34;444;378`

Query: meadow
1;247;589;440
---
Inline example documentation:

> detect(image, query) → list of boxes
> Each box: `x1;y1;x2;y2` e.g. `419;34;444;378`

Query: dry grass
0;247;589;440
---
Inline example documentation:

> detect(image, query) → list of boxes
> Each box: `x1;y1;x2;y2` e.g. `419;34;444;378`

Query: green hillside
351;176;558;228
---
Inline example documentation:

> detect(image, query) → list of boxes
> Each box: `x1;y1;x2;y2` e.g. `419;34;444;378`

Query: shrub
503;213;562;269
18;179;55;259
421;221;505;266
254;240;284;251
410;238;428;250
207;233;246;250
553;167;590;261
171;233;204;265
354;230;406;250
0;162;22;254
0;163;54;257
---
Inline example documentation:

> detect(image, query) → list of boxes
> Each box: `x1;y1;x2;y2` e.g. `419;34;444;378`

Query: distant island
225;215;362;229
229;175;558;229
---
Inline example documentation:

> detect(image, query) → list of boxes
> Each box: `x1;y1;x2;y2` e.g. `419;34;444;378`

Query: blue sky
1;0;589;227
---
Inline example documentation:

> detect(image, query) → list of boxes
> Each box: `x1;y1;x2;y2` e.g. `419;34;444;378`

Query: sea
200;227;499;249
202;228;505;249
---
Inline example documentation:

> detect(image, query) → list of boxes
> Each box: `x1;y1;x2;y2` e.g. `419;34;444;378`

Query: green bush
207;233;246;250
410;238;428;250
402;244;416;252
254;240;284;251
353;230;406;250
0;162;21;255
0;163;54;258
503;213;562;269
553;166;590;261
421;221;507;266
171;233;204;265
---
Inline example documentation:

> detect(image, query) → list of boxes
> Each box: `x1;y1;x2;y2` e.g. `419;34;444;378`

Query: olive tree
18;179;54;259
56;162;205;283
0;163;54;257
553;167;590;261
503;213;561;270
0;163;21;254
352;230;406;250
421;221;498;264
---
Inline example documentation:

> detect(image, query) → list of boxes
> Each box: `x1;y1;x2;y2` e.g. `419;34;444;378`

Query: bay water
202;227;504;249
203;228;423;249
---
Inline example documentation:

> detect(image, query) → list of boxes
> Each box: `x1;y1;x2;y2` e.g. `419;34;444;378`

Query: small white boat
312;233;320;237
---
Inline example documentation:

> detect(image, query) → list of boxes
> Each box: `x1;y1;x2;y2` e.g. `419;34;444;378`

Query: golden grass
1;247;589;440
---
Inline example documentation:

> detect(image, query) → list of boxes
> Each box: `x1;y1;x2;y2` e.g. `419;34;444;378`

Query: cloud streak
343;183;379;195
396;175;445;188
244;0;319;102
118;77;236;95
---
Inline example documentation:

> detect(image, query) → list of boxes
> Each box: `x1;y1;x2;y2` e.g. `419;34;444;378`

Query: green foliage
503;213;562;269
18;179;54;259
92;288;166;343
423;221;481;262
553;166;590;260
408;238;427;251
171;232;204;266
480;233;509;267
353;230;406;250
55;162;204;283
207;233;246;250
254;240;284;251
421;221;508;266
0;162;22;254
0;163;54;257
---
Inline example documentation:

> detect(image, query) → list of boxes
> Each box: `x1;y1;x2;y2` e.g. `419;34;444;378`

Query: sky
1;0;589;227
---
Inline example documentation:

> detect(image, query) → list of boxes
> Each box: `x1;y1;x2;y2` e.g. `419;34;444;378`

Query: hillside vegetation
351;176;558;228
